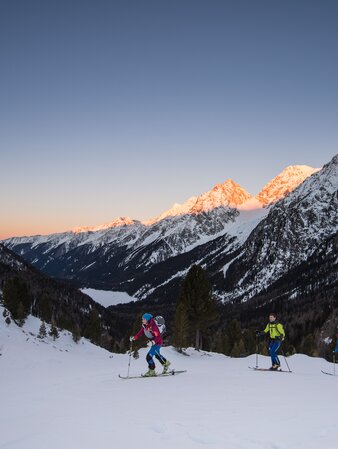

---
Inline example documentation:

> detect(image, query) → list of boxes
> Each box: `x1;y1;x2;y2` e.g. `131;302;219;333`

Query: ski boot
269;364;280;371
143;368;156;377
162;360;171;374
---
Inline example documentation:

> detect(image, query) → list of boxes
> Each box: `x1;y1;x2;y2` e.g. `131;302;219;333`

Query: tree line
126;264;337;362
2;261;336;361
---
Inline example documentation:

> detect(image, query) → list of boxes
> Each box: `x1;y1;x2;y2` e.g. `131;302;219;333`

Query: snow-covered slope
0;243;27;271
0;307;337;449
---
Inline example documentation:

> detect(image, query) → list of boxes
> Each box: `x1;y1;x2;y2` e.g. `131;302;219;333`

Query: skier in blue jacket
334;334;338;353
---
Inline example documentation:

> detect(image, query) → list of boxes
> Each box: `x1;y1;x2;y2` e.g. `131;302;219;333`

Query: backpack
154;316;166;335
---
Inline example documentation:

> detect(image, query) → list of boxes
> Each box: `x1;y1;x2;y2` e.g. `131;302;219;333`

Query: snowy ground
80;288;137;307
1;308;337;449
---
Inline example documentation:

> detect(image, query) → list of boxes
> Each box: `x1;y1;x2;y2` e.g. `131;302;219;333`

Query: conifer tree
38;321;47;339
17;302;26;327
173;302;191;352
3;308;11;326
230;341;241;357
84;310;102;344
225;319;241;353
72;324;82;343
237;338;246;356
177;265;219;350
49;322;59;341
3;277;31;322
38;295;53;323
302;334;315;356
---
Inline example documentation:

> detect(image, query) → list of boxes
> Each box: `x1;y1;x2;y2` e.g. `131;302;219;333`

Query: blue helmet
142;313;153;323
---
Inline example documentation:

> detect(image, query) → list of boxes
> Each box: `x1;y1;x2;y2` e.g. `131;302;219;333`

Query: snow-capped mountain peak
70;167;317;231
145;179;253;224
256;165;320;206
189;179;253;214
72;217;137;234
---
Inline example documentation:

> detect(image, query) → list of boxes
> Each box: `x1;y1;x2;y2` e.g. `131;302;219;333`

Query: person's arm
133;327;145;341
256;324;269;337
263;324;270;334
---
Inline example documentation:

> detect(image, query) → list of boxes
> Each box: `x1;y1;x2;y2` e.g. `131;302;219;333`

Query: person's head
142;313;153;325
269;313;277;322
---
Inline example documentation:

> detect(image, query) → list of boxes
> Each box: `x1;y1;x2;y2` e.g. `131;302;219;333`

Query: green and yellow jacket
263;321;285;340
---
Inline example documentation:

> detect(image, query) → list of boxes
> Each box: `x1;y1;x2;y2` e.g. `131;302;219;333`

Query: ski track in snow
0;307;337;449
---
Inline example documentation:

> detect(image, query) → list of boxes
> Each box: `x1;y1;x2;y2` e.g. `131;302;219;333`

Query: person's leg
268;341;274;366
270;341;281;366
153;345;171;373
274;341;281;366
146;346;156;369
153;345;166;365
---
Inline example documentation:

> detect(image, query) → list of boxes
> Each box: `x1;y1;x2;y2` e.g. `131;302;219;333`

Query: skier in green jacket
257;313;285;370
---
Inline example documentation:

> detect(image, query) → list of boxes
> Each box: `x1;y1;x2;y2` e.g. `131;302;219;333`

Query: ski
321;370;337;376
119;369;187;379
249;367;292;373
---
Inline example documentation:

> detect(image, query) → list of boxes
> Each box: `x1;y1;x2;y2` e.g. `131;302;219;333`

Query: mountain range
2;159;337;312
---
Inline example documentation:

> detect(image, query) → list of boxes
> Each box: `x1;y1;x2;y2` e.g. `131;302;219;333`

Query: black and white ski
321;370;337;376
249;366;292;373
119;369;187;379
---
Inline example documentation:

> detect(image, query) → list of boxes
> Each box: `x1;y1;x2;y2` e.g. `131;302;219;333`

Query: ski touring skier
130;313;171;377
256;313;285;370
334;335;338;354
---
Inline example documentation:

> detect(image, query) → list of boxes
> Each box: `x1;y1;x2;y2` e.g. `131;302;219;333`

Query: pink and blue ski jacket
134;318;163;346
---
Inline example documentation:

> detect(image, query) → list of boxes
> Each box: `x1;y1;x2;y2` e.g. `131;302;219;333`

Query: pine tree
237;338;246;357
177;265;219;350
84;310;102;344
3;308;11;326
38;295;53;323
38;321;47;339
173;302;191;352
225;319;241;353
3;277;31;322
72;324;82;343
302;334;315;356
49;322;59;341
243;329;256;355
212;330;230;354
230;342;241;357
17;302;26;327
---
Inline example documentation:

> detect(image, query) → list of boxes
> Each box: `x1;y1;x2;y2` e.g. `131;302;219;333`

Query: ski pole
281;347;291;372
127;340;133;378
333;352;336;376
255;334;259;368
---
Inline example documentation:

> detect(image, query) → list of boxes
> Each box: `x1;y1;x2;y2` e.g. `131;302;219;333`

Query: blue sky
1;0;337;238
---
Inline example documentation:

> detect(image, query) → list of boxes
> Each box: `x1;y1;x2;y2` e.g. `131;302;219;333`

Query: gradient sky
1;0;337;239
